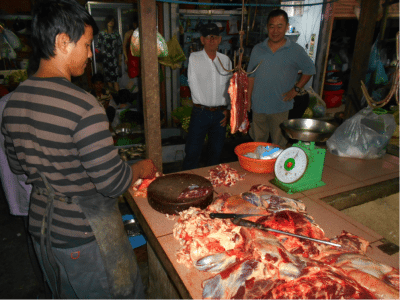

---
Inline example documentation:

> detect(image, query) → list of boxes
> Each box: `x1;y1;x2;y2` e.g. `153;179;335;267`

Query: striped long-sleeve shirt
1;77;133;248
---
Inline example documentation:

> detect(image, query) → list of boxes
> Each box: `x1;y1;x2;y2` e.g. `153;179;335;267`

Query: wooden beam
139;0;163;172
313;2;335;96
344;0;381;118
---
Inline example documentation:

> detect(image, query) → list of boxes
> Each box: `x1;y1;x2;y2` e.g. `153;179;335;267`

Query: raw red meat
249;184;279;195
173;189;400;299
206;164;244;187
131;172;162;197
177;186;213;200
258;210;325;258
228;70;250;134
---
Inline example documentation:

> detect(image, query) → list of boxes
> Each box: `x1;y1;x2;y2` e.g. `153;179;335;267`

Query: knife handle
209;213;236;219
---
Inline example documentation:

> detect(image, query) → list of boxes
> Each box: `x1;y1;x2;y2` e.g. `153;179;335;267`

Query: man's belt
193;103;227;111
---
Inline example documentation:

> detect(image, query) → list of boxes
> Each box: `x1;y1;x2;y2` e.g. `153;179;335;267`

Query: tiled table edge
300;196;383;242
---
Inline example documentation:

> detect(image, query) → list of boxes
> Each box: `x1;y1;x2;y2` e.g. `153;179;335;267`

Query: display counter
124;153;399;299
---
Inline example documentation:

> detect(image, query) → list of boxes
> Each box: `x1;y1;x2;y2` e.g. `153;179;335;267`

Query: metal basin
115;126;132;137
281;118;337;142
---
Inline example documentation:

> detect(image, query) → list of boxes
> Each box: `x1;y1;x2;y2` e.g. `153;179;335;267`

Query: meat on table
172;185;399;299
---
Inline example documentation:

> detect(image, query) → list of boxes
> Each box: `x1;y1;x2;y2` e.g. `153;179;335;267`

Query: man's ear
55;33;72;55
200;36;205;45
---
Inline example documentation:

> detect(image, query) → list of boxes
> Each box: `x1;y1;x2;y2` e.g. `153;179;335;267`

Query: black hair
105;106;116;123
105;15;115;28
31;0;99;60
129;16;138;30
267;8;289;25
27;54;40;77
91;73;104;84
117;89;131;105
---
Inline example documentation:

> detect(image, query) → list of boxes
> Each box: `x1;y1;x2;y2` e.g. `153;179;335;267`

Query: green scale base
270;178;325;194
270;141;327;194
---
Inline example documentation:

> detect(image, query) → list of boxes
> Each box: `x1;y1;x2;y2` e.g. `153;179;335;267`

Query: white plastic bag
327;107;396;159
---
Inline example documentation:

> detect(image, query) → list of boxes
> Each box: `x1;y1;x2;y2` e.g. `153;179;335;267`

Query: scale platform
270;141;326;194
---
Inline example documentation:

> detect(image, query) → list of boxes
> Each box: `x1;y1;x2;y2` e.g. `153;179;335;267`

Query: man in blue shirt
247;9;316;147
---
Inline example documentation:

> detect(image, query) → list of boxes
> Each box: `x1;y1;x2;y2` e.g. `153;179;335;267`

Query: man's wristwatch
294;85;302;93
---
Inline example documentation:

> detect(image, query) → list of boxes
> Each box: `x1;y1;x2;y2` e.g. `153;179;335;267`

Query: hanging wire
156;0;339;8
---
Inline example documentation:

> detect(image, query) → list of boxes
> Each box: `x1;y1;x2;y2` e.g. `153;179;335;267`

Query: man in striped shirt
1;0;156;298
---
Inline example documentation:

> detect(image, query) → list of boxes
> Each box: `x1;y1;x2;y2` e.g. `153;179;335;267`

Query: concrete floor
341;193;399;247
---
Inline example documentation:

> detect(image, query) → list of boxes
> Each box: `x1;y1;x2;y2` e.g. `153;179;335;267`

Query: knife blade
209;213;267;219
232;218;341;248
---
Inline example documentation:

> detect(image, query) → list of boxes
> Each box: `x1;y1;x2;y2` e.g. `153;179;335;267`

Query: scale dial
275;147;308;184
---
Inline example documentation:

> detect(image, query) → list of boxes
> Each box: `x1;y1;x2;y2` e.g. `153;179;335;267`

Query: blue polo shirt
247;38;316;114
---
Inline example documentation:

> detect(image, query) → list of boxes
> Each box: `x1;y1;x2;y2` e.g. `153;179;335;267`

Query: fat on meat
249;184;279;195
173;207;244;268
131;172;162;197
228;70;250;134
202;228;307;299
264;265;376;299
173;188;400;299
206;164;244;187
258;209;326;258
243;184;280;207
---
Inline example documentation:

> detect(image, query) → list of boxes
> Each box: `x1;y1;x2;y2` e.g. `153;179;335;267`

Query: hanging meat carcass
228;70;250;134
218;0;262;135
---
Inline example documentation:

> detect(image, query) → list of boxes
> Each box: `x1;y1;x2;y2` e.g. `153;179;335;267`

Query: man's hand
220;109;230;127
282;88;298;102
131;159;158;186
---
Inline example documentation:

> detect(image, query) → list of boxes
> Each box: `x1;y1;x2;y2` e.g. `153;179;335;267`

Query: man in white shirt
182;23;232;170
0;93;31;216
0;92;50;297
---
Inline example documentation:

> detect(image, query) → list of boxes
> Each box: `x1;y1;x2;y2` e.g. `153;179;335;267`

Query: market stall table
124;154;399;299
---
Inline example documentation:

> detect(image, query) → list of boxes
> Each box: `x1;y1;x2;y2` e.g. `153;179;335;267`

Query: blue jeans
32;239;113;298
182;105;226;170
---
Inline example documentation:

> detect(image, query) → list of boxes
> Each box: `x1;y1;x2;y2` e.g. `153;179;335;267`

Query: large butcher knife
232;218;341;248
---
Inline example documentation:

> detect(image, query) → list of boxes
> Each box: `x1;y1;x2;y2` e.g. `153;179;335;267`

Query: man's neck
268;38;286;53
34;59;71;81
205;49;217;61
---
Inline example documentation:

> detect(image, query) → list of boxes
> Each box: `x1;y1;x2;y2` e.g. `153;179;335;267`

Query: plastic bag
304;87;326;118
0;28;21;59
326;107;396;159
159;35;186;70
130;28;168;58
365;38;388;86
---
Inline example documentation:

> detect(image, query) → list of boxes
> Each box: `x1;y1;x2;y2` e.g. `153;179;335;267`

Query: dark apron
35;172;144;299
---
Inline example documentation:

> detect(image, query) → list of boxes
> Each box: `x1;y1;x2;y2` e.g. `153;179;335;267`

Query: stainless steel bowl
115;127;132;137
281;119;337;142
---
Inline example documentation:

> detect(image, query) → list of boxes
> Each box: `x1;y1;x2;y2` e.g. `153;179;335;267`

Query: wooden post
138;0;163;172
313;1;335;96
344;0;381;118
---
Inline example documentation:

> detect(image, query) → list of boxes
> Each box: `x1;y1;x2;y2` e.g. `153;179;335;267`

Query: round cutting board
147;173;214;214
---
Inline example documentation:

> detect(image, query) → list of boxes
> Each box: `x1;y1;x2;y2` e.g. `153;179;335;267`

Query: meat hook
217;0;263;75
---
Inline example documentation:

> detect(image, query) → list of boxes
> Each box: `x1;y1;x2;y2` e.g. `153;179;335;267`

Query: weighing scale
270;141;326;194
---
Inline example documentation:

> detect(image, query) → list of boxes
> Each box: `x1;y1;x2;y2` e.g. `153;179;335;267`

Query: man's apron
35;172;144;299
